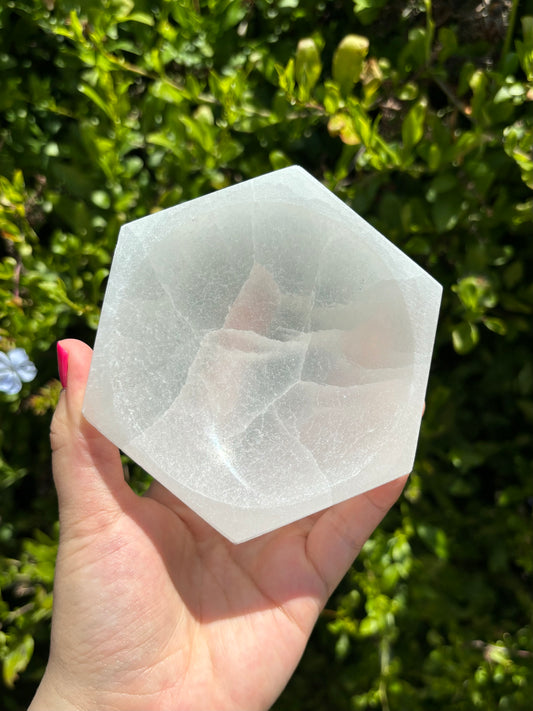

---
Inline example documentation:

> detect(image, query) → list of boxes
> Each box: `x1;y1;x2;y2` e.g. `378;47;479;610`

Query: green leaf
116;12;154;26
78;84;115;122
328;112;360;145
2;634;34;687
352;0;388;25
452;321;479;354
332;35;369;95
294;38;322;98
335;632;351;660
269;150;293;170
151;80;186;105
453;276;497;312
431;191;462;233
359;617;380;637
69;10;85;42
503;261;524;289
222;2;247;29
438;26;458;63
402;97;427;154
483;317;507;336
516;16;533;80
276;59;296;96
91;190;111;209
417;524;449;560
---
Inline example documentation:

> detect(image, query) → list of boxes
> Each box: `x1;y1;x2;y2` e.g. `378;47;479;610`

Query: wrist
28;670;86;711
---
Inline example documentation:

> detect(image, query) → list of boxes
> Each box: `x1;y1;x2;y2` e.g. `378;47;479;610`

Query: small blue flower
0;348;37;395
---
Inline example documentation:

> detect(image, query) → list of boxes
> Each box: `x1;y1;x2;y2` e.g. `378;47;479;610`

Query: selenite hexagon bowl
82;166;442;543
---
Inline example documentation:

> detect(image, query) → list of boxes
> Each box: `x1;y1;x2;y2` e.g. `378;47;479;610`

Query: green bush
1;0;532;708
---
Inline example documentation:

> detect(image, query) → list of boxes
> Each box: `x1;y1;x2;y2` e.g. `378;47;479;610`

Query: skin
29;339;408;711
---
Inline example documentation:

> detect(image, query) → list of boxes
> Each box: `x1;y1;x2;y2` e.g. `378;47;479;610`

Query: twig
432;76;473;121
501;0;520;64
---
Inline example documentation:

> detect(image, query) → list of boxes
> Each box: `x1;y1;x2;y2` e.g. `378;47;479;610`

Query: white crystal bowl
83;166;442;542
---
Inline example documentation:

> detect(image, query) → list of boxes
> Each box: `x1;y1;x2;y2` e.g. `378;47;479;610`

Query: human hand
29;339;408;711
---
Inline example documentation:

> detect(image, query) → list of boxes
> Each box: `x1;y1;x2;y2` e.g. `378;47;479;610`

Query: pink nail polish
57;343;69;388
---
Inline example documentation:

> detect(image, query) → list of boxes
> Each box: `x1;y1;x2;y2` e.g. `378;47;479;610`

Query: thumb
51;339;131;534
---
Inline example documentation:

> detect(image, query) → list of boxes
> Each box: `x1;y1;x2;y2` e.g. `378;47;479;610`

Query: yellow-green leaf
295;38;322;97
3;635;34;687
332;35;369;95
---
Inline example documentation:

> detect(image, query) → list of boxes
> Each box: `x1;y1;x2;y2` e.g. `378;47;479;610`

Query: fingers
51;339;130;534
305;475;408;596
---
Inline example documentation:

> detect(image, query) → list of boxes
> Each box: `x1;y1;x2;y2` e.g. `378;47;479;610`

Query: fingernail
57;343;69;388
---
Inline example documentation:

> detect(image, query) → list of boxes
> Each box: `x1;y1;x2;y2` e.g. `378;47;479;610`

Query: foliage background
1;0;532;708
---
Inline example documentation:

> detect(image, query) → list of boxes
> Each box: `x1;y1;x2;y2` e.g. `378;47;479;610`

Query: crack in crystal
250;181;258;264
303;232;337;332
146;252;203;339
213;331;312;442
271;402;332;498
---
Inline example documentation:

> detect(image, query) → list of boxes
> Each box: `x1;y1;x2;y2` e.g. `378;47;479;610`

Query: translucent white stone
83;166;442;543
